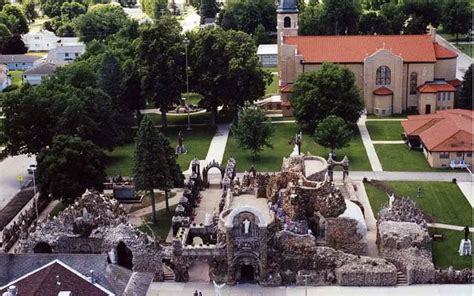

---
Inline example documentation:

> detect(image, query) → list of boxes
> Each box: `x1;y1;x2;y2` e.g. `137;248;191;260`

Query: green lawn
454;43;473;58
366;121;404;141
105;126;214;176
429;228;473;270
138;204;177;241
364;181;472;226
265;73;279;96
270;116;296;122
223;123;371;172
375;144;440;171
9;70;23;87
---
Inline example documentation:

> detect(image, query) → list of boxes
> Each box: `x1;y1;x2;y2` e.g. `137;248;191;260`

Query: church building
277;0;461;116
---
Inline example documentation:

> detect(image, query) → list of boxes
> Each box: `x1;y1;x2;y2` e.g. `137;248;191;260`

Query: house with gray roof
0;55;42;70
23;62;57;85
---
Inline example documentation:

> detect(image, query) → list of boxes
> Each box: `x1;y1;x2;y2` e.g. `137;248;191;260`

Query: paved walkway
128;194;181;226
140;109;208;115
204;124;230;163
457;182;474;208
357;115;383;172
0;154;36;211
147;282;474;296
428;223;473;232
354;181;378;257
335;171;473;182
372;140;405;144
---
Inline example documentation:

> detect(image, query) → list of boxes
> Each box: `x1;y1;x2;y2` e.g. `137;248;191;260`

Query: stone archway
117;241;133;270
33;242;52;253
202;160;225;188
233;254;260;284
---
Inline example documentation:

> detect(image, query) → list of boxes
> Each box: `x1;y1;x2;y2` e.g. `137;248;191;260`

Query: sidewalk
372;140;405;144
128;194;181;226
428;223;473;232
457;182;473;208
354;181;378;257
357;115;383;172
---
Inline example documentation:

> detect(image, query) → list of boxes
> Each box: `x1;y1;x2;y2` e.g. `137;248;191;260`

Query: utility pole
184;37;191;131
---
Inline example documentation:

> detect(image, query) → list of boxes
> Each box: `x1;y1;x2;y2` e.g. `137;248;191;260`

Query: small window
440;152;449;159
382;109;386;115
376;66;391;85
457;152;462;157
284;16;291;28
409;72;417;94
75;53;79;57
437;93;441;101
467;152;472;157
65;53;69;57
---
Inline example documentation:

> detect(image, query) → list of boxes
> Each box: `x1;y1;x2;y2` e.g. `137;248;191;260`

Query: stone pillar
225;227;236;285
259;227;268;281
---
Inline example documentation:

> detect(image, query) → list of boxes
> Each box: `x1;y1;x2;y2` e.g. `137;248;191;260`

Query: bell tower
276;0;299;47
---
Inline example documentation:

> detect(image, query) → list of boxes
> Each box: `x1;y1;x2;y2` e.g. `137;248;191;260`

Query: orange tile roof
373;86;393;96
433;42;458;59
284;35;438;63
418;81;457;93
402;109;474;152
447;79;462;87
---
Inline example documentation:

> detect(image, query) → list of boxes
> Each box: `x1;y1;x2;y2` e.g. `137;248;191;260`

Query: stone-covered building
276;0;460;116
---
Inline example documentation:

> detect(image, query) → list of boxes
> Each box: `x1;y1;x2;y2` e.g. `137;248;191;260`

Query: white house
257;44;278;67
23;63;57;85
44;42;86;66
22;30;81;52
0;64;11;91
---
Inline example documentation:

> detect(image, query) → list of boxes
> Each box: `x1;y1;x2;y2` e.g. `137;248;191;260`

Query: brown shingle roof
284;35;439;63
401;109;474;152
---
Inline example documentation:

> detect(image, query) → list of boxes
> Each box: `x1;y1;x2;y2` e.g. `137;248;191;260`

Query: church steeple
276;0;299;47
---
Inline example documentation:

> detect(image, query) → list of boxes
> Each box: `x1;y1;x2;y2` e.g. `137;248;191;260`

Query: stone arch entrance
202;160;225;188
117;241;133;270
33;242;52;253
234;254;260;284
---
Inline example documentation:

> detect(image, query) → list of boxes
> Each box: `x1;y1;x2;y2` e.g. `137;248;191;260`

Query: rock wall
326;217;367;255
435;267;473;284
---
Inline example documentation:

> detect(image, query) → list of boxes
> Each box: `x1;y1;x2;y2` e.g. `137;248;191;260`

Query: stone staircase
163;265;175;281
396;271;408;286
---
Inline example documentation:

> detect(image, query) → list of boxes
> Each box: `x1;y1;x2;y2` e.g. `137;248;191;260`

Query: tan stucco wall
402;63;435;110
434;58;457;81
373;95;393;115
426;149;473;168
418;93;436;114
435;92;455;110
279;44;297;86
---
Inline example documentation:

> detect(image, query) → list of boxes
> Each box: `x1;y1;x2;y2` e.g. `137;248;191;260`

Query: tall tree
134;116;183;223
0;35;27;54
190;28;269;126
36;135;106;203
323;0;361;35
314;115;353;155
218;0;275;35
253;24;270;45
290;63;363;132
60;1;87;21
359;12;390;35
199;0;221;24
74;4;128;43
456;65;472;110
98;52;124;103
403;0;443;31
231;103;274;158
0;4;29;34
139;16;185;128
299;2;327;35
380;2;405;34
441;0;472;41
22;0;38;23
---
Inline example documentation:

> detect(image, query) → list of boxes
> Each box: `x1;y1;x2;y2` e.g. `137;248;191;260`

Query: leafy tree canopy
218;0;275;35
290;63;363;132
358;11;390;35
314;115;353;153
0;4;29;34
36;135;106;203
441;0;472;41
457;64;472;110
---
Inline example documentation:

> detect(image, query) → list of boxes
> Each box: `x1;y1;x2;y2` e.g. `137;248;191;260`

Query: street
0;155;36;211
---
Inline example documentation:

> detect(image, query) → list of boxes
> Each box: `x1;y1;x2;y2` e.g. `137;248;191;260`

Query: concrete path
140;109;208;115
147;282;474;296
128;194;181;226
357;115;383;172
457;182;474;208
428;223;473;232
271;120;297;124
436;34;473;80
372;141;405;144
194;188;221;225
204;124;230;164
354;181;379;257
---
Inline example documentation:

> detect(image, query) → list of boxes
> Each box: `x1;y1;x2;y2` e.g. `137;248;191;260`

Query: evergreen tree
457;65;473;110
98;52;124;104
253;24;269;45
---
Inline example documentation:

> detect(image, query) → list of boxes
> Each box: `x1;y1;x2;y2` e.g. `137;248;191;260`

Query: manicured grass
129;192;171;212
270;116;296;122
454;43;473;58
375;144;439;171
264;66;278;73
138;204;177;240
265;73;279;96
366;121;404;141
429;228;473;270
364;181;472;226
105;126;214;176
9;70;23;87
26;52;48;57
223;123;371;172
182;92;203;106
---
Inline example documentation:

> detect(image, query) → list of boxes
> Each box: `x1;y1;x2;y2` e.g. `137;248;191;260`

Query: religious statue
459;226;472;256
249;165;256;178
387;193;395;209
295;130;302;155
175;130;187;154
243;218;251;234
204;213;213;227
213;280;226;296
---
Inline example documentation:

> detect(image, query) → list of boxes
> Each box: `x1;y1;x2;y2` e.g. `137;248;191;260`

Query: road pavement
0;155;36;211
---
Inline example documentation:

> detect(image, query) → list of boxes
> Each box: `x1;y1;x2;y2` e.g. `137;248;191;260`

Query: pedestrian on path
194;290;198;296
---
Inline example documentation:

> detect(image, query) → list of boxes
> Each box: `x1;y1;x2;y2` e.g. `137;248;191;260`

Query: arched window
284;16;291;28
409;72;418;94
376;66;391;85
